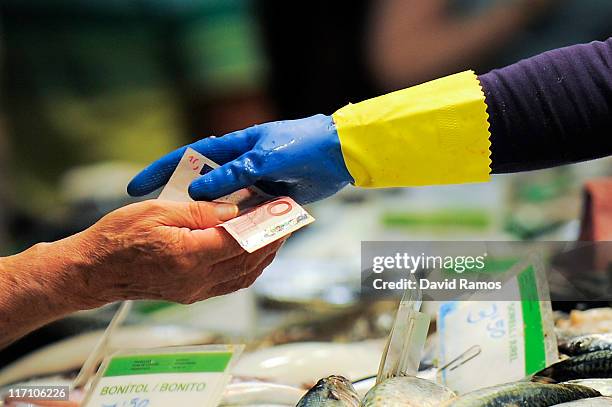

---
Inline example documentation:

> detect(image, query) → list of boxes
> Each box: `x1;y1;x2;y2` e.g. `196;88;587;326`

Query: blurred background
0;0;611;379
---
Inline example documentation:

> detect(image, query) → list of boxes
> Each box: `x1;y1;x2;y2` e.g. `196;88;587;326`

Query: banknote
158;147;314;252
157;148;207;202
220;196;314;252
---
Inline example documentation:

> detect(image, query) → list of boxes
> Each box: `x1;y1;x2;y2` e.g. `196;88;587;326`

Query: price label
83;345;242;407
437;260;557;394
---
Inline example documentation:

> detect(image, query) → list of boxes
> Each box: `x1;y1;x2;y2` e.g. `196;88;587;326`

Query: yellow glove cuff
332;70;491;187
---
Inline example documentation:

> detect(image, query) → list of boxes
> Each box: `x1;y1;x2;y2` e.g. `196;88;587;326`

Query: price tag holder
82;345;243;407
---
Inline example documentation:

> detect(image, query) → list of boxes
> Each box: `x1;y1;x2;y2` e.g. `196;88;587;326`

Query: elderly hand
70;199;283;306
0;200;283;348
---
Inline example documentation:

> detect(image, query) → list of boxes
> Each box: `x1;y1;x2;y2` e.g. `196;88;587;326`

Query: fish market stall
1;166;612;407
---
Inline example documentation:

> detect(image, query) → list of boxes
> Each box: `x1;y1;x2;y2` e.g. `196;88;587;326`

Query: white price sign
83;345;242;407
438;261;557;394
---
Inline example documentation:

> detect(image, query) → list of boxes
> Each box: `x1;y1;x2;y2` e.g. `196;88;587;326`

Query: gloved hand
129;71;492;201
127;114;354;204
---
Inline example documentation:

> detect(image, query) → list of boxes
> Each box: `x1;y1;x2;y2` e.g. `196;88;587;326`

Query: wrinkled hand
127;114;353;204
70;200;283;307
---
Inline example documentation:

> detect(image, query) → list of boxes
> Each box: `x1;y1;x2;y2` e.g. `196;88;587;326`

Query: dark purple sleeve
478;38;612;173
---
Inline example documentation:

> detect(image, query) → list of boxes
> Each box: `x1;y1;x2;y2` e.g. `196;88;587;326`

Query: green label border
518;266;546;374
103;352;232;377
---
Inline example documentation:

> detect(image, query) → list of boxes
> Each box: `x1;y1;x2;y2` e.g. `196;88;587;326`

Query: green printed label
103;352;232;377
518;266;546;375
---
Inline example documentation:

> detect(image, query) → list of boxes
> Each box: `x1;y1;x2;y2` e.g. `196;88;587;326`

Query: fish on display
559;334;612;356
297;375;360;407
361;376;455;407
563;380;612;397
556;308;612;337
550;397;612;406
533;351;612;383
441;382;600;407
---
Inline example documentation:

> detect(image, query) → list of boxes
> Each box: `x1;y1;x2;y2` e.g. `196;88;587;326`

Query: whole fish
442;382;600;407
551;397;612;406
361;376;455;407
559;334;612;356
297;375;360;407
533;351;612;382
563;380;612;397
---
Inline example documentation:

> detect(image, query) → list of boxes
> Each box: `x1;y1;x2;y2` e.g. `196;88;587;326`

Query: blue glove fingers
190;128;258;164
188;152;263;201
127;145;188;196
127;129;257;197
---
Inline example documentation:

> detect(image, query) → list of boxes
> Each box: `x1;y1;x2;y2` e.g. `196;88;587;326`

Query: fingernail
214;203;239;220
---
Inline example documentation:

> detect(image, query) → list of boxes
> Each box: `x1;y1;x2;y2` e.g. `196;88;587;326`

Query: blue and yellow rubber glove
128;71;491;204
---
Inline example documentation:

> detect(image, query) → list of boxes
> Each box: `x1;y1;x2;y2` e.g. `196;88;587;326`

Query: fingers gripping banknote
158;148;315;252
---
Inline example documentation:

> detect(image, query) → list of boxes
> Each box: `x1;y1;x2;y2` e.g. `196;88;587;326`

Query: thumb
161;201;238;229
